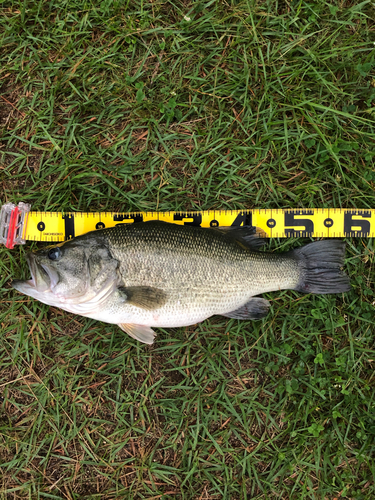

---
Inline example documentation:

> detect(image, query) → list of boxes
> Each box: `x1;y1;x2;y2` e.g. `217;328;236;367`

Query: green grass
1;0;375;498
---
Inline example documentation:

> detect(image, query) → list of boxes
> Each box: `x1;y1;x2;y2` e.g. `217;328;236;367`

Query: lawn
1;0;375;498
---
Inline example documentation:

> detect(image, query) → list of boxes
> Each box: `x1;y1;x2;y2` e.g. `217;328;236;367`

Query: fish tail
291;240;350;294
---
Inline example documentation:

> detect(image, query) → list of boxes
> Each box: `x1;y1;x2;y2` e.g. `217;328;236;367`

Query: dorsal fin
214;225;268;250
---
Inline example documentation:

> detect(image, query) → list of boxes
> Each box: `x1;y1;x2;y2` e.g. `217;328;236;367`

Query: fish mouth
13;253;58;294
26;253;39;288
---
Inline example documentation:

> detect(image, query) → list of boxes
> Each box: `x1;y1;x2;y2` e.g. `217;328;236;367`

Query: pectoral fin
118;286;167;310
118;323;156;344
222;298;270;320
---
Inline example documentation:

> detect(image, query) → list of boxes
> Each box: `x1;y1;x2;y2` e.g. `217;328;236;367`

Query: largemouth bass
12;221;350;344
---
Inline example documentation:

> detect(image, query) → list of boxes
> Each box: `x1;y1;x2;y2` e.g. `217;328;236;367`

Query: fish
12;221;351;345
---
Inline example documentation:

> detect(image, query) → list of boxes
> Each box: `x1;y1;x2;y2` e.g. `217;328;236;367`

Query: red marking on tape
6;206;19;249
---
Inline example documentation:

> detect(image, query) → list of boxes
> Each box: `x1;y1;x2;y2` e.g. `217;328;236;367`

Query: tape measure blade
19;208;375;243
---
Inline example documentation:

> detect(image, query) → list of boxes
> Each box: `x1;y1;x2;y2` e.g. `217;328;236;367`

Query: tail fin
291;240;350;294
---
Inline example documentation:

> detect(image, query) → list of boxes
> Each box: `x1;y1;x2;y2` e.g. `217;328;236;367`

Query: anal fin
118;323;156;344
221;298;270;320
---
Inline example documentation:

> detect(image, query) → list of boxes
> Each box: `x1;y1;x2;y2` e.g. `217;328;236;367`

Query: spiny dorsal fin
118;323;156;344
214;225;268;250
118;286;167;310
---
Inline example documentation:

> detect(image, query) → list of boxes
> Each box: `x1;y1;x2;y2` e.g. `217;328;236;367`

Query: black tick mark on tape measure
210;219;219;227
267;219;276;228
324;218;334;228
114;214;143;223
344;210;371;236
285;211;314;235
174;213;202;226
62;214;75;239
37;222;45;232
96;222;105;230
231;212;252;227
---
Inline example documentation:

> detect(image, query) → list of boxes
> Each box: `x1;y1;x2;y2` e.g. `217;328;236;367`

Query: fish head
12;238;119;308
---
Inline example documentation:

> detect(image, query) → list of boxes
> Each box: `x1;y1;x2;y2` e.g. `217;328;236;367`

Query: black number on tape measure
37;221;45;232
231;211;252;227
267;219;276;228
62;214;75;239
344;210;371;237
114;214;143;223
210;219;219;227
173;213;202;226
96;222;105;230
285;210;314;236
324;218;334;228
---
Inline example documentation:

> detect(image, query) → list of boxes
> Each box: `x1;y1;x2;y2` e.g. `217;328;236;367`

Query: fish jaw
12;278;38;296
12;252;67;307
12;253;51;296
12;278;60;307
12;277;61;308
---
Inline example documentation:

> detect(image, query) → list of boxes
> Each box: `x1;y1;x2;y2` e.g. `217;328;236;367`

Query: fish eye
47;247;61;261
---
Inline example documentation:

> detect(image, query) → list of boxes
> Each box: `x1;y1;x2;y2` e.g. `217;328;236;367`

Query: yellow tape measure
23;208;375;242
0;204;373;248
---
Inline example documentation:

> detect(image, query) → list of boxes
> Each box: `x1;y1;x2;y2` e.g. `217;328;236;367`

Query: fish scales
106;223;298;325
